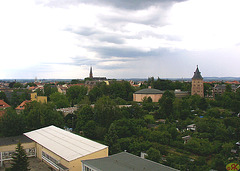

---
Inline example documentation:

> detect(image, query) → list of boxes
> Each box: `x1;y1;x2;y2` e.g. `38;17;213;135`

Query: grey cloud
98;35;125;44
88;46;176;59
66;27;101;36
67;27;125;44
38;0;186;10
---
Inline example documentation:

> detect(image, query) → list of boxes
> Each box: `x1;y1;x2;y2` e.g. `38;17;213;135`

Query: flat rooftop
24;125;108;162
0;135;33;146
83;152;179;171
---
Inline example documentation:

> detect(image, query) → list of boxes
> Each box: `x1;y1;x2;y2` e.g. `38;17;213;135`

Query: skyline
1;0;240;79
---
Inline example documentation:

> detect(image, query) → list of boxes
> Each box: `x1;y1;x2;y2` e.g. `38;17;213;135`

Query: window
84;165;95;171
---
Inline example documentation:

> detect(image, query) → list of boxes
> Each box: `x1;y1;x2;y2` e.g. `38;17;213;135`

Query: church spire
89;66;93;78
192;65;203;80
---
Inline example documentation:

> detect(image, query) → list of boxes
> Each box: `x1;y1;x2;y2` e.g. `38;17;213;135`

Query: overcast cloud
0;0;240;79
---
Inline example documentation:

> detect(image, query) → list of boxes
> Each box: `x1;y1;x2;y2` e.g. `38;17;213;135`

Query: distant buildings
191;66;204;97
16;93;47;113
133;87;164;102
133;87;189;102
213;84;239;97
87;67;107;81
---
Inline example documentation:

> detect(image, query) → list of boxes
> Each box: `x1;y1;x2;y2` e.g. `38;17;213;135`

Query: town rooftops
0;135;33;146
134;88;164;94
15;100;32;110
192;66;203;80
0;100;10;109
24;125;108;162
82;152;179;171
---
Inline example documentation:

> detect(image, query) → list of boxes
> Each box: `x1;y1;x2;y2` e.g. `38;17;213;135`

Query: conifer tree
11;141;30;171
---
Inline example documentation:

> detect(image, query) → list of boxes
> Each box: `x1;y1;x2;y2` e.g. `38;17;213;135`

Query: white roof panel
24;125;108;161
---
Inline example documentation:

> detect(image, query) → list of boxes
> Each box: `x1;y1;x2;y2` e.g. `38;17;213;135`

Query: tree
104;123;121;154
0;91;9;103
75;105;94;131
23;101;64;130
88;86;103;102
11;141;30;171
67;85;87;106
44;84;58;99
13;82;23;88
94;96;119;128
0;108;25;137
146;147;161;162
50;92;69;108
198;98;208;111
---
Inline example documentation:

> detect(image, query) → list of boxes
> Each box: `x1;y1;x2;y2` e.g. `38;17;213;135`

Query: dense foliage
0;79;240;171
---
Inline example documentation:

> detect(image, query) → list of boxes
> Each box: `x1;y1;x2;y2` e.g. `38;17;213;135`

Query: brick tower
191;65;204;97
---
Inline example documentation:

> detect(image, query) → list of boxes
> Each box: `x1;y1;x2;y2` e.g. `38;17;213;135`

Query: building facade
133;88;164;102
24;125;108;171
191;66;204;97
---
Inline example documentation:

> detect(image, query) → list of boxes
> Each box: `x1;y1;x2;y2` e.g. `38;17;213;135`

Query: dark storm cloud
39;0;186;10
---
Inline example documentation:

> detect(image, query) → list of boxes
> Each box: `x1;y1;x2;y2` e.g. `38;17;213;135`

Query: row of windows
42;151;58;165
84;166;95;171
1;148;35;160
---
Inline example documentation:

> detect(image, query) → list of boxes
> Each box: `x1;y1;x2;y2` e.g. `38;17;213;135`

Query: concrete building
191;66;204;97
213;84;238;97
82;152;179;171
24;125;108;171
133;88;164;102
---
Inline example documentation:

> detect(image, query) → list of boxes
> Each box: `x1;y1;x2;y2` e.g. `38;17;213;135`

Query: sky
0;0;240;79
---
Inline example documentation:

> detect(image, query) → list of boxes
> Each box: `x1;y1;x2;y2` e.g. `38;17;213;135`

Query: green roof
192;66;203;80
82;152;179;171
134;88;164;94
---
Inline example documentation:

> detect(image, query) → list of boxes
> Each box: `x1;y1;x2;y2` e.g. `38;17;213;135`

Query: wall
36;143;108;171
191;79;204;97
133;94;163;102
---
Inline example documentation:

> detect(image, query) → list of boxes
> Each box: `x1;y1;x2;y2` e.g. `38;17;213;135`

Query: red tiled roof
0;100;11;109
15;100;32;110
68;83;84;88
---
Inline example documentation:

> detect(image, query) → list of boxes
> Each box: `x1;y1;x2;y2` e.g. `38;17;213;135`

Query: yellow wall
36;143;108;171
133;94;163;102
36;96;47;103
31;93;47;103
0;142;35;152
191;79;204;97
31;93;37;101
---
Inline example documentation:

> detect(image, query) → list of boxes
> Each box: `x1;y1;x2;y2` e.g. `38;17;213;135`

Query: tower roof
192;66;203;80
89;66;93;78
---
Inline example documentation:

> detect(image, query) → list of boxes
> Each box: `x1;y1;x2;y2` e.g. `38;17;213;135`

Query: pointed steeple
192;65;203;79
89;66;93;78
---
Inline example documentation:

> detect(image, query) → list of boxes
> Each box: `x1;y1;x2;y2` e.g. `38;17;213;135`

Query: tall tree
50;92;69;108
11;141;30;171
23;101;64;130
67;85;88;106
0;108;25;137
0;91;9;103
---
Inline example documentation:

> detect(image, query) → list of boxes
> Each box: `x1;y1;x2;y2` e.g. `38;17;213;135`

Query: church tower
191;65;204;97
89;66;93;79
